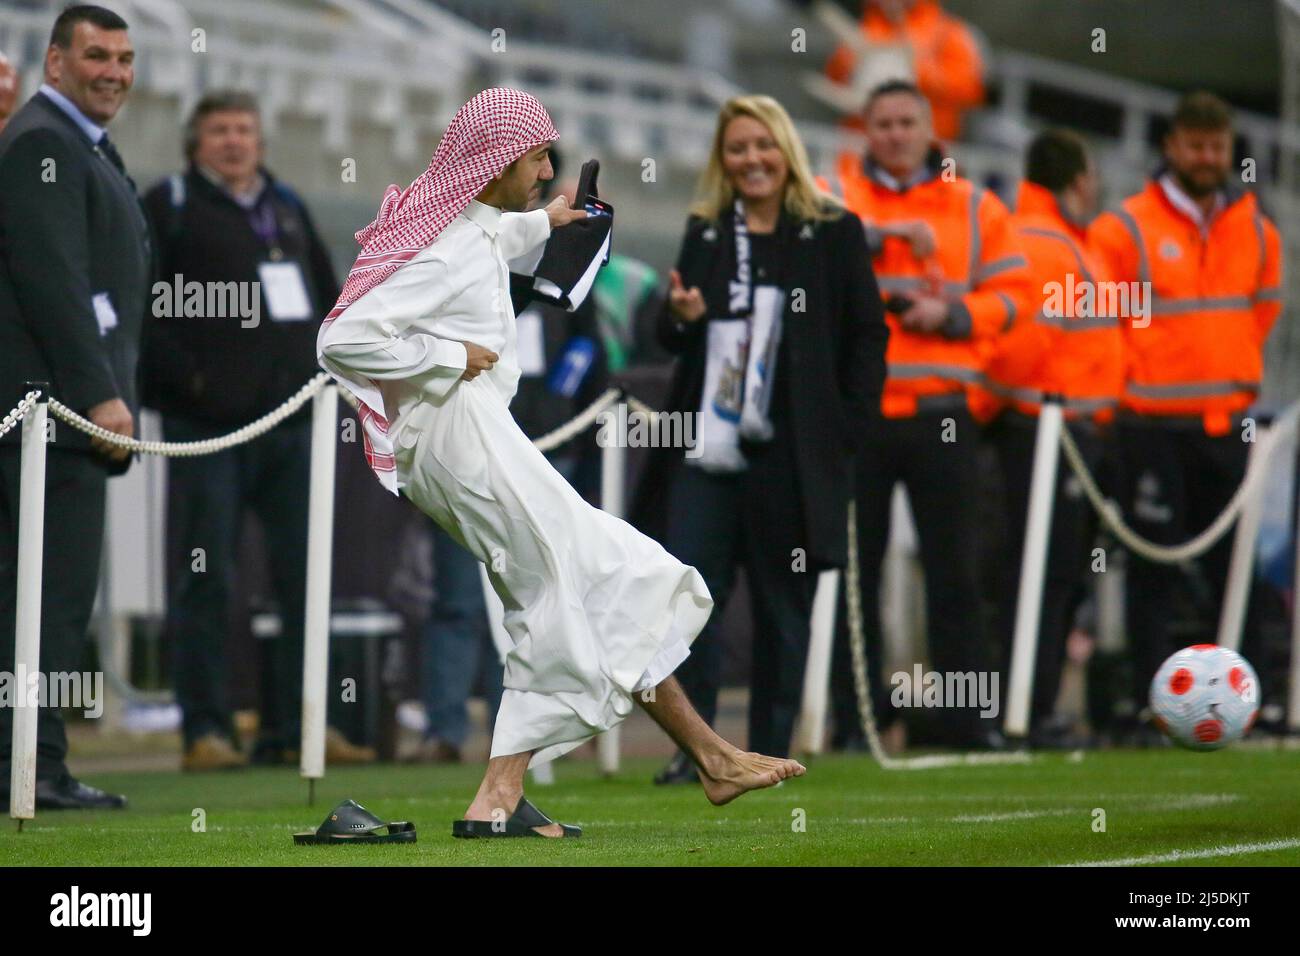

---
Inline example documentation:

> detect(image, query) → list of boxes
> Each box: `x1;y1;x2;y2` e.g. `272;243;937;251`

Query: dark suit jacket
629;207;889;569
140;165;338;427
0;91;151;468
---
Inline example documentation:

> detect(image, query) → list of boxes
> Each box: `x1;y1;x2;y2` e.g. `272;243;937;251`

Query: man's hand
460;342;499;381
898;295;950;334
667;269;707;324
545;195;588;230
86;397;134;463
886;220;938;258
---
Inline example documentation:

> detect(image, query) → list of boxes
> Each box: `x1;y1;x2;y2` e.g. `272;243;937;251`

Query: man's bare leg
639;675;805;805
462;751;563;837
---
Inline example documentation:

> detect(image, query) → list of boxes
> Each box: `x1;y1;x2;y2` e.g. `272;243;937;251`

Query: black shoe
1029;717;1097;751
28;774;127;810
652;750;700;786
249;738;295;766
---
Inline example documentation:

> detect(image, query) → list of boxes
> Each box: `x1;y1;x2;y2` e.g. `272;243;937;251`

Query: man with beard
1090;91;1283;737
319;89;805;837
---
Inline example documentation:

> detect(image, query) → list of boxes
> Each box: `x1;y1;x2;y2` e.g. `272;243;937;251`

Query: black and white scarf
692;201;787;472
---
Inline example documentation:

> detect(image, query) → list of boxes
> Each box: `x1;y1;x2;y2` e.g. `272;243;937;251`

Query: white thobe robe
319;199;713;765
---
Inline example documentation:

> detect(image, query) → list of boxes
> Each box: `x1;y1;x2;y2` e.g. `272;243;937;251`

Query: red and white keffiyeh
318;88;559;492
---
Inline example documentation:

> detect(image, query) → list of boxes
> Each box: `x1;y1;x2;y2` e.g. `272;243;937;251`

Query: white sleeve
501;208;552;274
317;257;468;399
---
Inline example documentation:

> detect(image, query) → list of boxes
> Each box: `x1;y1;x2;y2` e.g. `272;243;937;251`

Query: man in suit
0;5;150;809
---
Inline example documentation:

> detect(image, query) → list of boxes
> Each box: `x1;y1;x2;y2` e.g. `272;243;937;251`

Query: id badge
257;261;313;322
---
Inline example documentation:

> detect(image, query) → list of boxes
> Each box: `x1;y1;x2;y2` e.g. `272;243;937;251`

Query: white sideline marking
952;794;1238;824
587;795;1243;830
1165;793;1241;809
830;791;1236;804
886;752;1036;770
953;808;1079;823
1061;837;1300;867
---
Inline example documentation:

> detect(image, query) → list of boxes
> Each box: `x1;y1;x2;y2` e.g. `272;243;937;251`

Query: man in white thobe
319;89;805;838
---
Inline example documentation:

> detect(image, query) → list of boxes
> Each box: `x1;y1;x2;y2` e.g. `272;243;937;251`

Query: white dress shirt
38;83;106;144
318;197;710;765
319;199;550;480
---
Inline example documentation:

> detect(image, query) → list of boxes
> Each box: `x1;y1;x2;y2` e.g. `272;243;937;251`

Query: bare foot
698;748;807;806
463;787;563;837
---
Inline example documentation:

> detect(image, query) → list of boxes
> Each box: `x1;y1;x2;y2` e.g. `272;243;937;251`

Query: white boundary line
1061;837;1300;867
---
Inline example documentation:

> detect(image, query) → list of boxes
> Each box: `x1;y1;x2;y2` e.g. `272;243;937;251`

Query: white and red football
1149;644;1260;751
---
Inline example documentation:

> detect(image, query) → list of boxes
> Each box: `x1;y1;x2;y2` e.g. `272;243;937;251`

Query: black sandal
452;795;582;839
293;799;417;845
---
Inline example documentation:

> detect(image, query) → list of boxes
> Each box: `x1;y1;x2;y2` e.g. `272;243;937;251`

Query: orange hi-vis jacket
832;149;1033;418
979;181;1125;423
825;0;984;142
1088;177;1283;436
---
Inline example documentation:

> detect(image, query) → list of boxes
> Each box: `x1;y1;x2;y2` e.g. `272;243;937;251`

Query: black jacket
140;165;339;427
508;272;609;440
0;92;151;468
629;207;888;568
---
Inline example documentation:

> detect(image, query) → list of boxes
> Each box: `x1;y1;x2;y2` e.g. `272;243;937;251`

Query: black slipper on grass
294;799;416;845
452;795;581;839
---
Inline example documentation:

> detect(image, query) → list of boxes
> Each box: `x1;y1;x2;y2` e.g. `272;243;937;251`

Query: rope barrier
844;498;895;766
1057;401;1300;564
334;380;622;453
9;373;1295;765
532;387;623;453
0;391;41;441
45;374;331;456
844;499;1034;769
844;401;1300;764
1;377;627;459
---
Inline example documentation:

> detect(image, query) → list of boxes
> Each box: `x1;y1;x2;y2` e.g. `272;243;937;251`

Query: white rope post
1216;424;1272;651
10;387;48;824
882;485;918;673
597;429;626;775
1004;403;1064;740
300;383;338;793
798;570;840;754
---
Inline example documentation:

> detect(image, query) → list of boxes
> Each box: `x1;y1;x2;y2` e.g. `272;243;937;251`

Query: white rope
334;380;621;453
844;498;897;766
0;391;41;441
844;500;1033;769
1058;401;1300;564
532;387;623;453
28;369;624;460
625;394;661;422
46;374;331;456
337;387;360;413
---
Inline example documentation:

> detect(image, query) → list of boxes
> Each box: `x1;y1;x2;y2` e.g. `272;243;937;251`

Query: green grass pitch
3;751;1299;866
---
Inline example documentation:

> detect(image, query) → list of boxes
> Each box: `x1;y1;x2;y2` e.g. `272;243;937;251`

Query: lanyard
246;200;282;258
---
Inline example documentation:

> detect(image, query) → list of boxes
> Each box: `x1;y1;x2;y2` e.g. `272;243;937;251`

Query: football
1149;644;1261;750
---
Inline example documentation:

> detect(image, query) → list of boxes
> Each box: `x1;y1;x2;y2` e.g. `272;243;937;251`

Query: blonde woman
631;95;888;782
